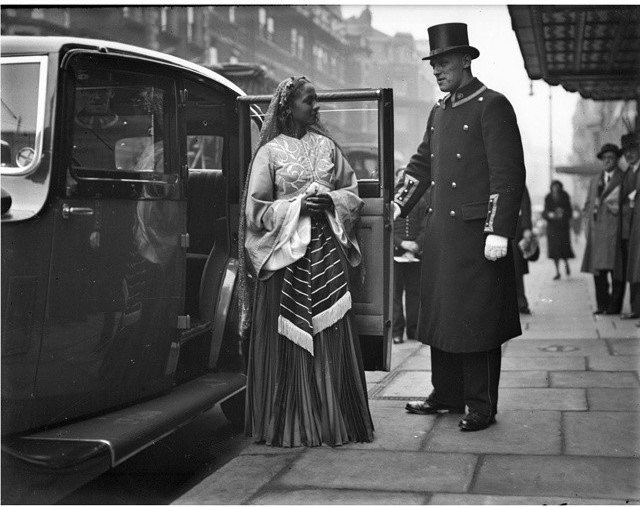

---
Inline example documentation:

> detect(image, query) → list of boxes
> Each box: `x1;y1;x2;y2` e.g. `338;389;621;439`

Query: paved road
173;237;640;505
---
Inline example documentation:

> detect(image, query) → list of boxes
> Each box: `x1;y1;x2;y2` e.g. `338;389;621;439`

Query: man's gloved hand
484;234;508;261
393;202;401;220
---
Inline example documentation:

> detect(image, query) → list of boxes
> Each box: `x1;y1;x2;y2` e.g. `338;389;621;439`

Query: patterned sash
278;216;351;355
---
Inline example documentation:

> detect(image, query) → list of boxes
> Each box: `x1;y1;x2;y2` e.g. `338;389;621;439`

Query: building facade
2;5;435;165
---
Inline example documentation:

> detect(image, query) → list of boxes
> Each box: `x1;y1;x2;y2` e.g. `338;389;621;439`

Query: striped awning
508;5;640;101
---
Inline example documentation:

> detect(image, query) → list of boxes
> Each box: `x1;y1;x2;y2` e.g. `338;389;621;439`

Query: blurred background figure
619;133;640;321
514;185;534;314
580;143;625;315
392;166;427;344
543;180;575;280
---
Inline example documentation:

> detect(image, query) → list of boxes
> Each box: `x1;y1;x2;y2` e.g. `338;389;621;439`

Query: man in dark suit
514;186;533;314
392;167;428;344
618;133;640;320
393;23;525;431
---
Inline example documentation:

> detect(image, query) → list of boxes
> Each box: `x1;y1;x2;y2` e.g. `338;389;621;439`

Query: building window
187;7;194;43
31;9;44;19
298;35;305;59
207;47;218;66
229;6;236;23
160;7;168;32
229;55;239;64
258;8;266;38
266;17;274;41
122;7;130;18
291;28;297;55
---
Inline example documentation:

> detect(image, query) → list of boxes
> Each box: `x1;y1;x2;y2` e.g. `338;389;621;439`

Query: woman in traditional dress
238;76;374;447
543;180;575;280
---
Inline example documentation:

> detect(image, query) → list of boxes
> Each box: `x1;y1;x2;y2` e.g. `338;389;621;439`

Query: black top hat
621;133;640;152
596;143;622;159
422;23;480;61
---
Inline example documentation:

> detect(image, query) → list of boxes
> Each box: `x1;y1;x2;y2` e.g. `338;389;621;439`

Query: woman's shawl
244;132;363;281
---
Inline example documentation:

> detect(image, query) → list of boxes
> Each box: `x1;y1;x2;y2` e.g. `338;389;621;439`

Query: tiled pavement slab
274;449;477;493
501;355;586;371
250;488;427;504
424;410;561;455
564;412;640;457
587;388;640;411
428;493;635;504
498;388;587;411
550;371;639;388
503;339;609;357
399;353;431;370
172;454;298;504
609;338;640;356
348;404;436;451
473;455;640;500
588;355;640;371
376;371;550;398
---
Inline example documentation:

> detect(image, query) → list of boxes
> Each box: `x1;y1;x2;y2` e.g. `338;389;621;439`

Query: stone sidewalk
175;238;640;505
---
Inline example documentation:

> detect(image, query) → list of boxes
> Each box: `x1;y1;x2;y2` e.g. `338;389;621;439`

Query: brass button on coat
456;153;462;159
428;208;433;214
431;180;435;186
451;182;457;188
463;124;469;131
450;210;456;217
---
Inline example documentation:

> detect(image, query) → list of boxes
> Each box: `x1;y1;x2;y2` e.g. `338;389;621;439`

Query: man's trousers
428;346;502;417
594;270;625;313
392;261;421;340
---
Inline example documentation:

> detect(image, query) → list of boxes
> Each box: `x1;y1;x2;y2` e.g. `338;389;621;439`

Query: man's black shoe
621;313;640;320
593;309;606;315
519;306;531;315
405;400;465;415
458;412;495;431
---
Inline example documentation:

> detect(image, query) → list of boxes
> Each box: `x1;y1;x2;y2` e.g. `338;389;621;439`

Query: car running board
3;371;246;470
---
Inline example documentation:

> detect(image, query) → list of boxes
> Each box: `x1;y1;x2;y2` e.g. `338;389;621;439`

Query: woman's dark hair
550;180;564;191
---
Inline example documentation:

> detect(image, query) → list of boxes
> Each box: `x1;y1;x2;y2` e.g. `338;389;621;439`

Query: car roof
1;36;245;97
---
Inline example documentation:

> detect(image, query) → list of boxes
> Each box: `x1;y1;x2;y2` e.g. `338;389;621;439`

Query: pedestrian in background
514;185;534;314
618;133;640;321
239;76;374;447
395;23;525;432
581;143;625;315
543;180;574;280
392;166;427;344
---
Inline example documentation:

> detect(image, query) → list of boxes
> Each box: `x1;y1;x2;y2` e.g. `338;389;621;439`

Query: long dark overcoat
580;168;624;274
394;78;525;353
626;168;640;283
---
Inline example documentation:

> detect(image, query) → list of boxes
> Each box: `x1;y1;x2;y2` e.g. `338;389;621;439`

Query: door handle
61;204;94;219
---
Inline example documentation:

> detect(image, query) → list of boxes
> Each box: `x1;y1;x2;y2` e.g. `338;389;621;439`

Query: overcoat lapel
600;168;623;200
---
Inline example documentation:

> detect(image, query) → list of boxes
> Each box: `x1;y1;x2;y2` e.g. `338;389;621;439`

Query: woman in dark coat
543;180;575;279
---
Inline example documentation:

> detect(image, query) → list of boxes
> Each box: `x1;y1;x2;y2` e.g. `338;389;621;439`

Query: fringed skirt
245;248;374;447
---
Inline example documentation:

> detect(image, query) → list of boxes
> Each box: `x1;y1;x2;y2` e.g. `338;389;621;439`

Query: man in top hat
581;143;625;314
618;133;640;321
393;23;525;431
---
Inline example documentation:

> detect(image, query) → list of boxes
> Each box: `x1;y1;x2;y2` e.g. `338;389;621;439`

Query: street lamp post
548;84;554;185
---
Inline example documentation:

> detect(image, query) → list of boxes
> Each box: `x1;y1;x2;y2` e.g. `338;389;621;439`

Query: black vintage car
1;36;395;502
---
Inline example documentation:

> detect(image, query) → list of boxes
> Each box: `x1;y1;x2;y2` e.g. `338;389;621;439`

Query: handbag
518;234;540;262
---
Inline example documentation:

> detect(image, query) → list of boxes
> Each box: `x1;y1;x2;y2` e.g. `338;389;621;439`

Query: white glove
484;234;508;261
393;202;401;220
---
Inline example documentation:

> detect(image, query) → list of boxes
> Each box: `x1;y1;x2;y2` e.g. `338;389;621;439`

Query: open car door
237;89;394;370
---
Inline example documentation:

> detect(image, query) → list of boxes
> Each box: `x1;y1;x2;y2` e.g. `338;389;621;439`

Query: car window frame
0;55;48;176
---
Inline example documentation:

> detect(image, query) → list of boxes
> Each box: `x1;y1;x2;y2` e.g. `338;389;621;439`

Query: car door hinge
180;233;190;249
177;315;191;330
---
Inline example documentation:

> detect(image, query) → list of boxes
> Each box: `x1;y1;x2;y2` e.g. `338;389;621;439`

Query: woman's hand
306;193;335;214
